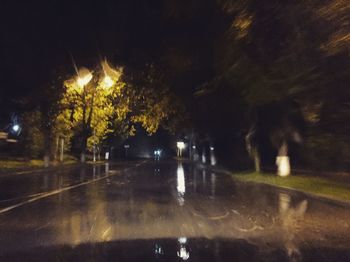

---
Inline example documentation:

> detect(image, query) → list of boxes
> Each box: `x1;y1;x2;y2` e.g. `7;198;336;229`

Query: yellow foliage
57;61;177;152
317;0;350;54
58;63;127;150
131;88;176;134
232;12;253;39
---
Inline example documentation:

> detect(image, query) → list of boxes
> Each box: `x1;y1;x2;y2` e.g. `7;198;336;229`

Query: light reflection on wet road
0;160;349;261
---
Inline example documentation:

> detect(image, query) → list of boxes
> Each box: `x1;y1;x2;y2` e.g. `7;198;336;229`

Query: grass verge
0;160;44;169
232;172;350;202
86;160;106;164
0;158;77;171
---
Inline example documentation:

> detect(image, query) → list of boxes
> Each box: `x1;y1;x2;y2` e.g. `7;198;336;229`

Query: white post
276;141;290;177
202;148;206;164
93;144;96;162
97;146;101;161
210;146;216;166
60;138;64;162
56;136;59;161
44;155;50;168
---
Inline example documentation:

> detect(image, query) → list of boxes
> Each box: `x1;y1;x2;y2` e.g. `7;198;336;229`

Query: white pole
93;144;96;162
56;136;59;160
60;138;64;162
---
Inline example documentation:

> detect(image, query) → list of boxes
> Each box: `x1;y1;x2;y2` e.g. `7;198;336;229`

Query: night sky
0;0;227;121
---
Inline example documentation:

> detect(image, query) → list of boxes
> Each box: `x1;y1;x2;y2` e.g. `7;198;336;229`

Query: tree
19;110;44;159
58;60;181;162
59;60;124;162
39;67;66;166
197;0;350;173
122;63;187;135
188;0;316;173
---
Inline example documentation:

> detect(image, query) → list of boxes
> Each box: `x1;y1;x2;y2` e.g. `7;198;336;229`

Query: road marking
0;160;147;215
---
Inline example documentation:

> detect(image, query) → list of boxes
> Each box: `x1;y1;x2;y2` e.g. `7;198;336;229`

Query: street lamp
102;75;114;88
77;67;93;88
209;146;216;166
12;124;20;132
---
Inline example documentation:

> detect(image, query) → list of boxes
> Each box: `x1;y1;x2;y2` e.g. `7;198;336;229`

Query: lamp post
210;146;216;166
60;137;64;162
76;67;93;88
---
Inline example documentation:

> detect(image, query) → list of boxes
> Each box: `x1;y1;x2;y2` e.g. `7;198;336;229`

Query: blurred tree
197;0;350;171
316;0;350;55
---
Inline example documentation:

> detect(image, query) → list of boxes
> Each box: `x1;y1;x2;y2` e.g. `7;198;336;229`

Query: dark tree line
148;0;350;171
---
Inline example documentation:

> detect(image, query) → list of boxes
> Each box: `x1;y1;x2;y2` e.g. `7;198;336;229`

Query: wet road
0;160;349;261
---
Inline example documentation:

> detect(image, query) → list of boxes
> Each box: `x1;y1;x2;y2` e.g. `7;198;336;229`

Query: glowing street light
177;141;185;157
102;75;114;88
12;124;20;132
177;142;185;149
101;60;122;89
76;67;93;87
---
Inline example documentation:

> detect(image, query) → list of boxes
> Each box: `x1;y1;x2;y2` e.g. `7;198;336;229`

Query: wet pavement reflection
0;160;349;261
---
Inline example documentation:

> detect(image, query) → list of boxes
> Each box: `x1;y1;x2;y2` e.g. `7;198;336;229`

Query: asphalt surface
0;160;349;261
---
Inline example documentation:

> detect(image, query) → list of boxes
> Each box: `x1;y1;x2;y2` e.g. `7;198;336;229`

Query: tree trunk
97;146;101;161
43;125;52;167
59;138;64;162
55;136;59;161
80;88;95;163
80;132;88;163
253;148;261;173
245;127;260;173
